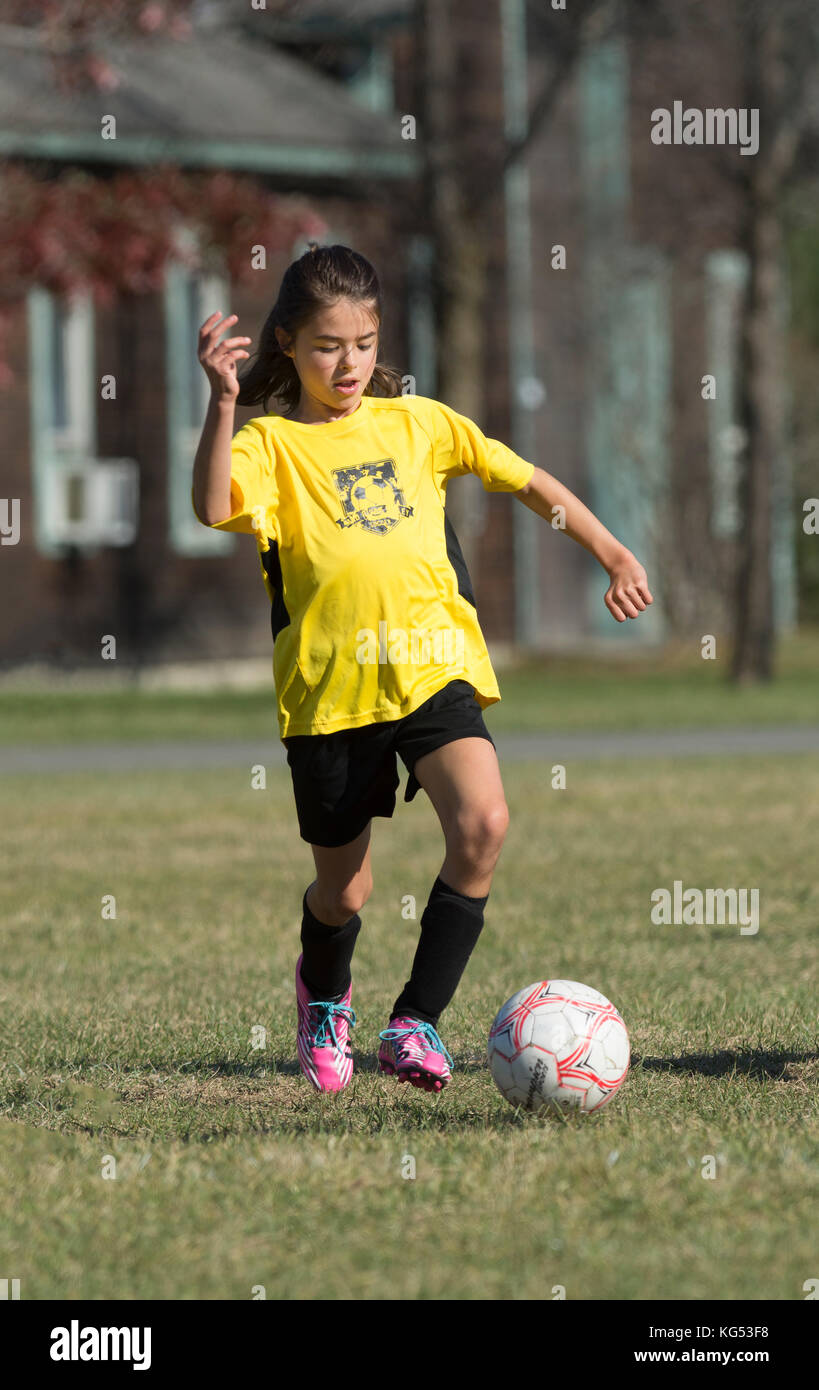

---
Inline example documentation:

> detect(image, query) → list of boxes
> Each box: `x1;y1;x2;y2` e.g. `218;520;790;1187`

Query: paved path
2;726;818;775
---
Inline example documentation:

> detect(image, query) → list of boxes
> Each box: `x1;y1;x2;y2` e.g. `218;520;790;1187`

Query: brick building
0;4;426;671
0;0;799;673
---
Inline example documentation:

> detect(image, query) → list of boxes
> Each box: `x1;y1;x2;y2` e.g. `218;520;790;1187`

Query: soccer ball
488;979;630;1114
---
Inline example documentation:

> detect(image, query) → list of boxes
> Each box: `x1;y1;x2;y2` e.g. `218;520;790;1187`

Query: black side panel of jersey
260;540;291;642
444;512;477;610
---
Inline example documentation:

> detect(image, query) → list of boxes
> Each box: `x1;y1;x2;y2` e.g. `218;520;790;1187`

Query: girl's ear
274;325;293;356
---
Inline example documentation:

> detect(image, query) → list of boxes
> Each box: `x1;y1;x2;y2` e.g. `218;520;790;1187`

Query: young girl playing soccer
193;243;652;1096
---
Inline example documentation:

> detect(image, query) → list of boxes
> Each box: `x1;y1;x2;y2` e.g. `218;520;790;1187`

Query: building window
27;286;138;554
705;250;749;539
164;232;236;555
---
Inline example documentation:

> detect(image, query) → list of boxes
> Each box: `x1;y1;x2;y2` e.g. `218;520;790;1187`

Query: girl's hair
236;243;404;413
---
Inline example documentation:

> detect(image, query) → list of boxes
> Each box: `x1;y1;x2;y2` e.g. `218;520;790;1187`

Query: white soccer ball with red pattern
488;979;630;1114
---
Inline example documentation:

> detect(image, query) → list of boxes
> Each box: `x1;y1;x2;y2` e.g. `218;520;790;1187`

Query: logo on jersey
332;459;414;535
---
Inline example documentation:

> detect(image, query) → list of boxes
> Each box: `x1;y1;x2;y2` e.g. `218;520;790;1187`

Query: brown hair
236;243;404;413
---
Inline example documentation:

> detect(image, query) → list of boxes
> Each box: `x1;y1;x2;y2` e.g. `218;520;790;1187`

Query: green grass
1;753;817;1299
1;629;817;745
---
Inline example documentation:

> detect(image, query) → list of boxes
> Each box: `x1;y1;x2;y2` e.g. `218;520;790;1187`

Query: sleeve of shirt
431;399;535;493
191;417;279;542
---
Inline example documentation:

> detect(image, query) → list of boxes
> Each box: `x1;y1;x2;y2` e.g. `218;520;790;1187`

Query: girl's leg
390;738;509;1024
299;822;374;1000
414;737;509;897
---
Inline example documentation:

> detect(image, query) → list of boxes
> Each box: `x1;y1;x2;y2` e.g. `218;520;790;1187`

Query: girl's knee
340;874;373;919
452;799;509;864
313;871;373;924
486;800;510;842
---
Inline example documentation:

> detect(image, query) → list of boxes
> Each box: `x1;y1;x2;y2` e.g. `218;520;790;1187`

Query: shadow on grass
51;1048;817;1083
634;1049;818;1080
14;1048;815;1144
161;1049;818;1082
171;1051;490;1077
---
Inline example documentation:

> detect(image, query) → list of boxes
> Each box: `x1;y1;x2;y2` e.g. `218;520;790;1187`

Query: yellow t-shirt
192;392;535;738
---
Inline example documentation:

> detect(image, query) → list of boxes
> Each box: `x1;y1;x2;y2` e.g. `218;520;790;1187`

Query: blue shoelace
308;1000;356;1050
378;1020;453;1068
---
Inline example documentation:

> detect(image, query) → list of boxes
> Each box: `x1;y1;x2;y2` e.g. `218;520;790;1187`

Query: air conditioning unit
43;456;139;548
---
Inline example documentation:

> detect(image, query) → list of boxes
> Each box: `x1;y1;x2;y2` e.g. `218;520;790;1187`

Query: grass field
1;629;819;745
1;734;817;1299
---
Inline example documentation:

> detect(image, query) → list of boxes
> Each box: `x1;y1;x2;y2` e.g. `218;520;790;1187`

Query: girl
192;243;652;1096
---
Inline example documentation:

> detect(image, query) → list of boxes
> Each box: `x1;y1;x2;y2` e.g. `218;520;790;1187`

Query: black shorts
282;679;496;848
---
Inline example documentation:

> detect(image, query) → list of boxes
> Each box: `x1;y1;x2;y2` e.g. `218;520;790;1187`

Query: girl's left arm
515;466;654;623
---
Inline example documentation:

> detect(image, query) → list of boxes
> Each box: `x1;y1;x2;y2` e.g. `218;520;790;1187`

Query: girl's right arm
192;312;252;525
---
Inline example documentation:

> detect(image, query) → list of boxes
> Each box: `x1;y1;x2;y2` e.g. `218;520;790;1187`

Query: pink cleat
378;1016;453;1093
295;954;356;1093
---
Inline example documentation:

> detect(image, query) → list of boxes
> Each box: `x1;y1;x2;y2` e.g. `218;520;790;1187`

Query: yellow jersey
192;392;534;737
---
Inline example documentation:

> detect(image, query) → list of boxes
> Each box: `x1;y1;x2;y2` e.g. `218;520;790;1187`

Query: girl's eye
316;344;375;353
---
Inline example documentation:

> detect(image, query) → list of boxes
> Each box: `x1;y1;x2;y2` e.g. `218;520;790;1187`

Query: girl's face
276;298;380;421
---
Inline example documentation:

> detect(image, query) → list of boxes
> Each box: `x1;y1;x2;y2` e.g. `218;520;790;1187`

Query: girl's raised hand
198;312;252;400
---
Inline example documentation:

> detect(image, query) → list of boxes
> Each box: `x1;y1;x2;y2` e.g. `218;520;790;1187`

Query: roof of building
212;0;415;33
0;18;417;178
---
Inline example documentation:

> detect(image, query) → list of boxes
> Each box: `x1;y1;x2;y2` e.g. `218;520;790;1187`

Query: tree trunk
421;0;489;576
732;8;794;682
732;193;780;681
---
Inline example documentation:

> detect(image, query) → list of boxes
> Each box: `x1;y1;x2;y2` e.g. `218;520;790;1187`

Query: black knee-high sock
299;888;362;1002
390;875;488;1028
